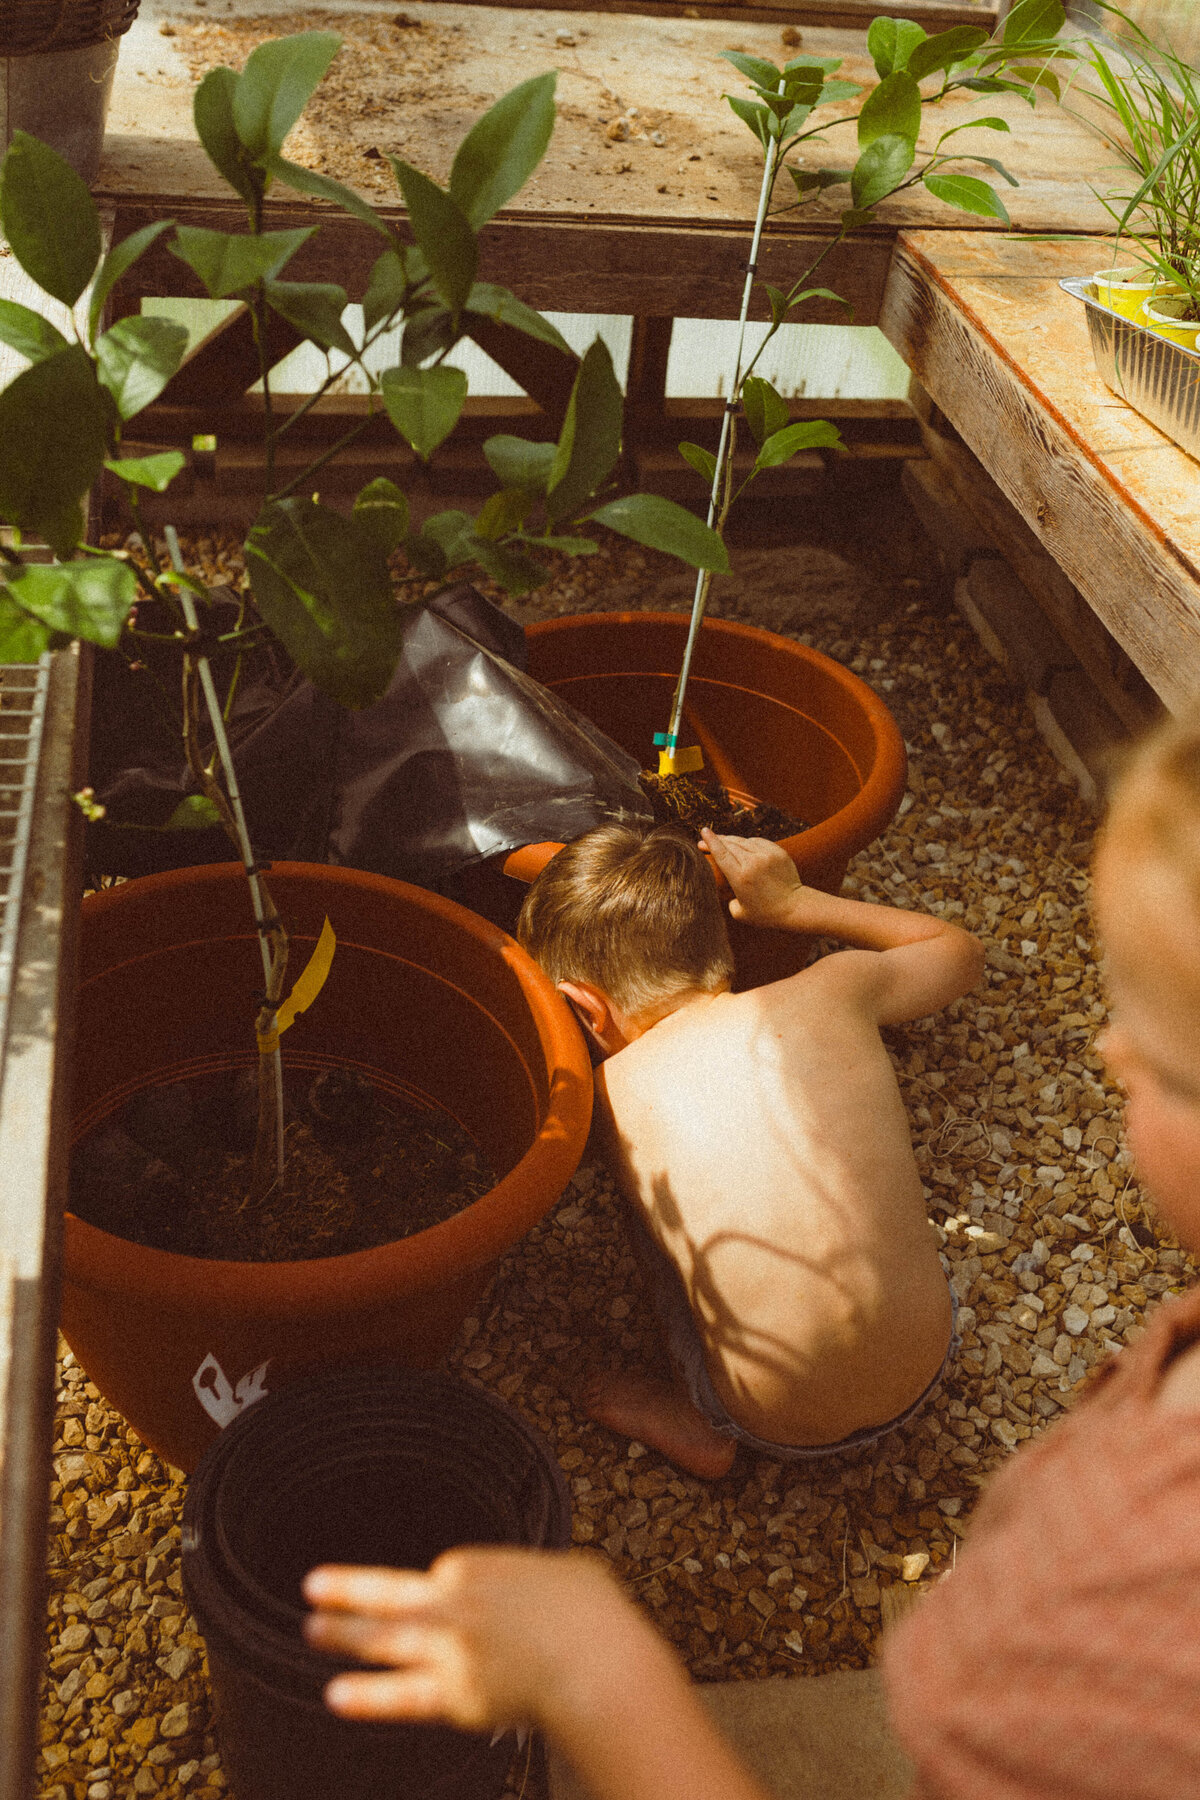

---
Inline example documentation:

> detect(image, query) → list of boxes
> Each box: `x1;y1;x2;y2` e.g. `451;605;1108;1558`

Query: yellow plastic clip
657;744;704;778
256;916;337;1055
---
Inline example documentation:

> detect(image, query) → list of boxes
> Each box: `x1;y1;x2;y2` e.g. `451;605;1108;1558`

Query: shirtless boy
516;821;984;1477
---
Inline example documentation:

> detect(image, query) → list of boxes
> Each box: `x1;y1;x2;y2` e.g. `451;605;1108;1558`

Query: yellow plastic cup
1093;267;1182;320
1140;294;1200;350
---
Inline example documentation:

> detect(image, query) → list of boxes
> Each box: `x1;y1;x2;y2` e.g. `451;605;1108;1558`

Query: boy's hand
304;1548;652;1736
701;829;804;928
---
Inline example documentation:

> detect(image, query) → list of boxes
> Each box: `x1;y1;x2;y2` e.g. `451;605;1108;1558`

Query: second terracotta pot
508;612;908;986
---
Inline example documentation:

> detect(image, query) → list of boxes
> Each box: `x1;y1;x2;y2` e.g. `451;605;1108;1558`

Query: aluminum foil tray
1061;275;1200;463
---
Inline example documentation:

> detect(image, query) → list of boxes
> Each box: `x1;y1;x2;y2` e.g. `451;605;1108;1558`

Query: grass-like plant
1071;1;1200;319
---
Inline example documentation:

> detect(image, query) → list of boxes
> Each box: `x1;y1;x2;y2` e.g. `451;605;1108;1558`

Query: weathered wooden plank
434;0;1000;23
880;230;1200;713
100;2;1108;267
111;201;899;323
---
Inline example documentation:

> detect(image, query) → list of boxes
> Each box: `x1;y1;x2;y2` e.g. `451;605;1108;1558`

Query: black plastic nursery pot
182;1364;571;1800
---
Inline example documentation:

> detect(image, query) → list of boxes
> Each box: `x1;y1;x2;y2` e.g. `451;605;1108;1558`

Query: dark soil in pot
69;1067;495;1262
638;770;808;839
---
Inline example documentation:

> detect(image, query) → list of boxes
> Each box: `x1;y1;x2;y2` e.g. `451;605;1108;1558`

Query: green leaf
678;440;717;484
465;282;573;354
483;434;557;493
263;279;355;355
1006;64;1062;99
952;153;1019;188
104;451;186;492
232;31;342;160
0;297;68;365
857;72;921;148
788;165;852;198
518;533;597;556
589;494;729;572
170;225;316;298
788;285;854;317
400;305;458;368
841;207;875;228
469;537;549;594
866;17;927;78
720;50;782;89
924;170;1010;223
353;477;409;557
0;346;108;556
726;95;770;146
245;497;404;708
404;530;447;580
755;418;841;468
4;557;136;648
935;116;1010;145
194;67;258;206
1002;0;1065;46
419;508;475;565
87;222;177;343
166;795;223;830
546;338;624;527
783;55;843;74
363;248;409;331
94;316;189;420
814;80;862;104
449;72;558;228
851;134;916;210
474;487;530;539
388;159;477;312
907;26;990;81
0;590;57;661
741;375;790;445
0;131;101;308
269;154;392;237
380;363;468;460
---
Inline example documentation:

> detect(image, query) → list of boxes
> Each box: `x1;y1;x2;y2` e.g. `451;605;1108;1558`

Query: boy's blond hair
1111;703;1200;904
516;821;734;1019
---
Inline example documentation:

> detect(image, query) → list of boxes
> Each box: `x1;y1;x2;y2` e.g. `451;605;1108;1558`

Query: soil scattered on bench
69;1067;494;1262
639;771;807;840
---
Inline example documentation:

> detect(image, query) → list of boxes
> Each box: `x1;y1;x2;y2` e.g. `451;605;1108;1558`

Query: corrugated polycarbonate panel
0;658;51;1062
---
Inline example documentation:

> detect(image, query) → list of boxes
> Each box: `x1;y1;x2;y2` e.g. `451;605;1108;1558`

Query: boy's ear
557;980;611;1041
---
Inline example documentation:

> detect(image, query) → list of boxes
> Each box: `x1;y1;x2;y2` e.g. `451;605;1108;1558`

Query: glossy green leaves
246;499;405;708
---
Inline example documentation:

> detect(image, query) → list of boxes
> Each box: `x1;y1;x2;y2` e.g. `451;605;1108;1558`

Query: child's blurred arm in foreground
304;1549;771;1800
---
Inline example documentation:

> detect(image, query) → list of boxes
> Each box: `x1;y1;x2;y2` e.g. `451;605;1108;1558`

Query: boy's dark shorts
629;1210;959;1462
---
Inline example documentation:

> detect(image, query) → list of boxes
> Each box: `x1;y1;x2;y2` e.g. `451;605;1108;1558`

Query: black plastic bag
86;586;652;894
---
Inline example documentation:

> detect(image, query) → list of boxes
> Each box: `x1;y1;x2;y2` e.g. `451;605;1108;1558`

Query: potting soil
69;1068;495;1262
639;771;807;841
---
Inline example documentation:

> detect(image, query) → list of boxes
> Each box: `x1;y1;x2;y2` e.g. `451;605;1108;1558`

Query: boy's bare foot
583;1372;737;1479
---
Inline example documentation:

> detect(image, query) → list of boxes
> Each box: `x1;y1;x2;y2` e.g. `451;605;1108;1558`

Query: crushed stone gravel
42;503;1195;1800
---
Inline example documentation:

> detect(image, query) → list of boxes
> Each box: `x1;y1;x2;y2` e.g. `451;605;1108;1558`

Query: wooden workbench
101;0;1107;326
879;231;1200;713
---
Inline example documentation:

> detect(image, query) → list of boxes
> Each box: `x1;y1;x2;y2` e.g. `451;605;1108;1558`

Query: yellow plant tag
256;916;337;1055
657;745;704;777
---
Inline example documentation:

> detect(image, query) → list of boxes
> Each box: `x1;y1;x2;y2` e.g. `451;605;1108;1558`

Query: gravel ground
40;489;1195;1799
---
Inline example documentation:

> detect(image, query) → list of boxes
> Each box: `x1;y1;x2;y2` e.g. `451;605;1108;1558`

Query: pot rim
519;610;907;886
66;861;593;1313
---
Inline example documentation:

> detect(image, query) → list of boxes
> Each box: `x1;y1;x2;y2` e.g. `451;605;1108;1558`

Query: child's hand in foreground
701;829;804;928
304;1547;651;1735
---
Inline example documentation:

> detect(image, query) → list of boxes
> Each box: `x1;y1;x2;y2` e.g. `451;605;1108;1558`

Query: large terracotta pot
508;612;907;985
63;863;592;1471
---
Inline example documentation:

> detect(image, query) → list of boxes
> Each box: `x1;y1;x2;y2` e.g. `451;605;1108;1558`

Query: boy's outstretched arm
702;829;984;1024
304;1549;772;1800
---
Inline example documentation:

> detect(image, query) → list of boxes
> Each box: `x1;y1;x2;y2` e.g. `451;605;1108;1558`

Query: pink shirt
883;1285;1200;1800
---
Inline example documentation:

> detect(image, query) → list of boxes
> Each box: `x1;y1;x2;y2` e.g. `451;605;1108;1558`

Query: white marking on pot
192;1353;271;1428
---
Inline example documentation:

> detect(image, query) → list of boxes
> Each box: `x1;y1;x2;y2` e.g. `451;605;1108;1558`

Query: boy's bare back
596;833;980;1449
